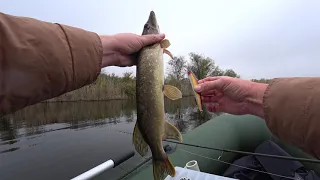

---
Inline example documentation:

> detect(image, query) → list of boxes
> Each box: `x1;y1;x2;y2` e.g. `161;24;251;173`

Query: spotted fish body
133;11;183;180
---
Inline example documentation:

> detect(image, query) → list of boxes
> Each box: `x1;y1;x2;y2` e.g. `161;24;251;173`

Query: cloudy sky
1;0;320;80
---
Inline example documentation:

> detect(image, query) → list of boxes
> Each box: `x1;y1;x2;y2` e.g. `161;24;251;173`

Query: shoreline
41;95;194;103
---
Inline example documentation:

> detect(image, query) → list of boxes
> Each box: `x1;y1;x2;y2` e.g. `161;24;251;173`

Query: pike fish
133;11;183;180
187;71;203;112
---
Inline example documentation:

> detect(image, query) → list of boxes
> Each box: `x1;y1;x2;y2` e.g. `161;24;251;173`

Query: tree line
46;52;271;102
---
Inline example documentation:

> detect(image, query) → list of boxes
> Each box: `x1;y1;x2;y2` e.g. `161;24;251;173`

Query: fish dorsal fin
132;123;148;157
160;39;171;48
164;121;183;142
163;49;174;59
163;85;182;100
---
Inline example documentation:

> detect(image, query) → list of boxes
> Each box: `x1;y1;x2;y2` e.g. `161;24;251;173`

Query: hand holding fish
194;76;268;118
99;33;165;67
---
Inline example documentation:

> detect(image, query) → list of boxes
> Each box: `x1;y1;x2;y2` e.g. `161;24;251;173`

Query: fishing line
115;129;320;164
165;140;320;164
115;128;297;179
178;148;296;180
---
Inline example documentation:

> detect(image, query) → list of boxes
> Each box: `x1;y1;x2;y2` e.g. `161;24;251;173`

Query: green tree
166;56;187;89
224;69;240;78
210;66;225;76
187;52;215;79
167;56;187;81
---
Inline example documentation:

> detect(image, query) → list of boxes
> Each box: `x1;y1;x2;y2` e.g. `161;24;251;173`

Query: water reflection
0;97;221;180
0;100;136;142
0;97;218;143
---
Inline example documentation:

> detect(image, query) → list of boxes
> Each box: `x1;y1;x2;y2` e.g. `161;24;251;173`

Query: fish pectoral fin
133;123;149;157
164;121;183;142
160;39;171;49
160;39;174;59
163;85;182;100
163;49;174;59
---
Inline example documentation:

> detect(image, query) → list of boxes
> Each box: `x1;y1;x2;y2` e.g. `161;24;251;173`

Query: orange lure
187;71;203;112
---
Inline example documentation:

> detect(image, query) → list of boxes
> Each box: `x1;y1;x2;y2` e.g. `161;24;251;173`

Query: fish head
142;11;160;35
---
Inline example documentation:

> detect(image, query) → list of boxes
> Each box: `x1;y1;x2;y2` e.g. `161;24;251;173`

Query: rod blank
71;160;115;180
71;151;135;180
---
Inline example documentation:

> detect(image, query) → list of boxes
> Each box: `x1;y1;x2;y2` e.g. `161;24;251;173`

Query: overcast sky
1;0;320;80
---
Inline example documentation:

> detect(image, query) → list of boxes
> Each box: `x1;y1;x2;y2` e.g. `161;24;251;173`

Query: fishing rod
71;151;135;180
116;130;320;164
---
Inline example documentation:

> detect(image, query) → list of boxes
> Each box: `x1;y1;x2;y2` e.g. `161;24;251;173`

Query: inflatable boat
72;114;320;180
123;114;320;180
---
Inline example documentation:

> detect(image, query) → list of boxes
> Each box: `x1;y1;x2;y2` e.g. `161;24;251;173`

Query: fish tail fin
153;155;176;180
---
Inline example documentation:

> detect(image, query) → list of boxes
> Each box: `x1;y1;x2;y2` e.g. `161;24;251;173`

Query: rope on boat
165;140;320;164
178;148;296;180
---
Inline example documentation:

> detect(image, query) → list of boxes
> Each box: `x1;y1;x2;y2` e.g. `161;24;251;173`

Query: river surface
0;97;218;180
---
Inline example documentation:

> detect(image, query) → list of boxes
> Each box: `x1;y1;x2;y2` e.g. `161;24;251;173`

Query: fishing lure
187;70;203;112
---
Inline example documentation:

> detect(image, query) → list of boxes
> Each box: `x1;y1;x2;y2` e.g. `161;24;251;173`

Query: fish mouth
147;11;158;27
142;10;160;35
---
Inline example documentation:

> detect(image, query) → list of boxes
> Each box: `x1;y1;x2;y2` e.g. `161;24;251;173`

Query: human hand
99;33;165;67
194;76;268;117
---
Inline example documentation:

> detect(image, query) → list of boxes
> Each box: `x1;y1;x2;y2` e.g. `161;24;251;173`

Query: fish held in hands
133;10;183;180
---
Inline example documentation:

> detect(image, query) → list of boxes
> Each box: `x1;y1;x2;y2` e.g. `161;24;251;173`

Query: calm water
0;97;216;180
